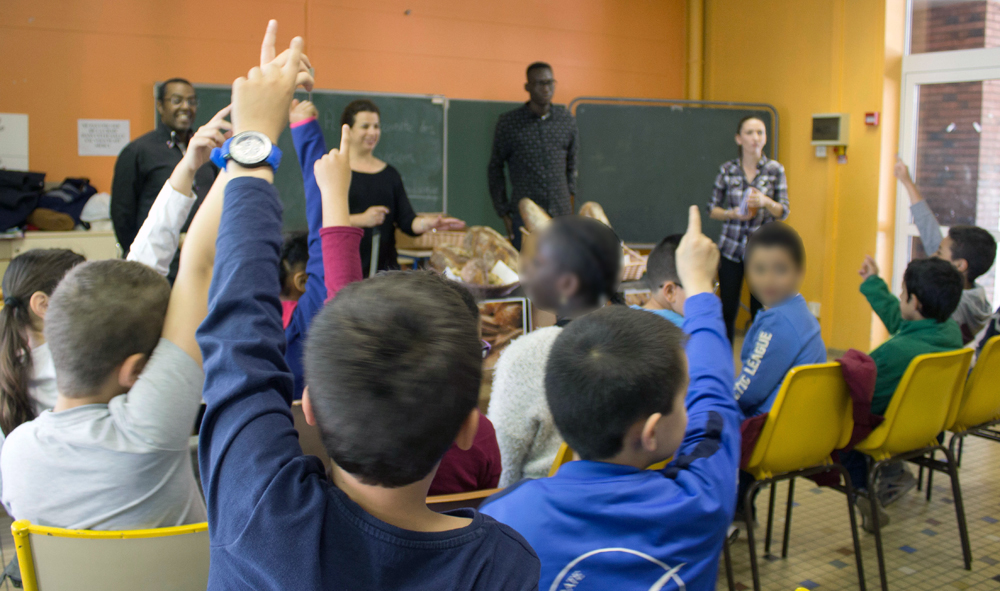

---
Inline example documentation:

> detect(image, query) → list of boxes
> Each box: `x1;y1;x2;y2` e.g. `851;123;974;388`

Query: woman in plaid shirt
708;115;790;343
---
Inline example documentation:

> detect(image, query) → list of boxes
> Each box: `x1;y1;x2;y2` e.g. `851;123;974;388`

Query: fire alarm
865;112;880;126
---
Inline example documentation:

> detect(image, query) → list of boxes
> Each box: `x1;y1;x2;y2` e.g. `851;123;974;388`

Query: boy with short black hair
635;234;686;326
896;158;997;343
848;255;964;529
481;207;740;591
197;24;538;591
733;222;826;418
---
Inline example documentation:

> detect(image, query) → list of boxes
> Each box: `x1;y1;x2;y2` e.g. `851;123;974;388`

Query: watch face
230;132;271;165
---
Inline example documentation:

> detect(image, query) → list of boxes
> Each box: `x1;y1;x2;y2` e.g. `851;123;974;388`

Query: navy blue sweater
197;177;539;591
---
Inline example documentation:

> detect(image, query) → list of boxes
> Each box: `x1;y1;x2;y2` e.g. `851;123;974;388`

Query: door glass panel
910;0;996;55
911;79;1000;306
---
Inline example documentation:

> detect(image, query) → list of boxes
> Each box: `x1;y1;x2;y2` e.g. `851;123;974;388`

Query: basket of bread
429;226;521;298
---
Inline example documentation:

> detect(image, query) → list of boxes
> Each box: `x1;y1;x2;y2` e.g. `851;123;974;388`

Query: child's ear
302;387;317;426
28;291;49;320
454;409;481;451
293;270;308;294
953;258;969;275
640;413;663;453
556;273;580;303
117;353;149;390
661;282;678;304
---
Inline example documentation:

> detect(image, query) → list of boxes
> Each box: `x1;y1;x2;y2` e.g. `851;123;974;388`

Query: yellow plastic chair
740;363;864;591
853;348;974;591
12;520;209;591
426;487;503;512
921;337;1000;500
547;442;575;477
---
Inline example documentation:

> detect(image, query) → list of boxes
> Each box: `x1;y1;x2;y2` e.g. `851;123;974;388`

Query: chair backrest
13;521;209;591
858;348;973;457
744;363;854;480
548;442;575;477
291;401;333;471
426;488;503;512
948;337;1000;433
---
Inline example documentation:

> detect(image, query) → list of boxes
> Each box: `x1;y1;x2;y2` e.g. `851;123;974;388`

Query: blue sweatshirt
197;177;539;591
480;294;740;591
734;294;826;418
630;304;684;327
283;120;328;399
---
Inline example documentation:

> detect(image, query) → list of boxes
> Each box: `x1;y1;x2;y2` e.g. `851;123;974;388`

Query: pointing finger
686;205;702;236
284;37;305;77
260;20;277;66
339;124;350;155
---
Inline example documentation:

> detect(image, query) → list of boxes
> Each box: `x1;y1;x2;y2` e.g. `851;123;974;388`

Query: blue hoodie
480;293;740;591
733;294;826;417
284;119;327;399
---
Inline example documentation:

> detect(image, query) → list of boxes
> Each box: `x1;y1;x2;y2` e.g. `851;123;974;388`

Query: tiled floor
719;435;1000;590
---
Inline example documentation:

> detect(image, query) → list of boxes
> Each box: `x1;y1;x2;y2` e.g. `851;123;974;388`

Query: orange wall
0;0;686;193
705;0;905;352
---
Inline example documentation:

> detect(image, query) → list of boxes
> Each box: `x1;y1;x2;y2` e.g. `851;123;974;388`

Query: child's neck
28;329;45;350
642;298;666;311
332;465;472;533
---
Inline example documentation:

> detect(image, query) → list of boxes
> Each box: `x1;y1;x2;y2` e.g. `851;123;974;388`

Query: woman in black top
342;100;464;276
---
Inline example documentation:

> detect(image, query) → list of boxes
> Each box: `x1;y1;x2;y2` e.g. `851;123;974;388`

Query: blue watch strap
209;136;282;171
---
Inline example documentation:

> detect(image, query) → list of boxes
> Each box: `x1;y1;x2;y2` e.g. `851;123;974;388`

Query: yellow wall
705;0;905;351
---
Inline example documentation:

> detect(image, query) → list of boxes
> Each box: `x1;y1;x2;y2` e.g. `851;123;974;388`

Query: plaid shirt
708;156;789;262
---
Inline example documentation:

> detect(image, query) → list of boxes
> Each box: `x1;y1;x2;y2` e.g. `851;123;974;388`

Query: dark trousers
507;209;526;250
719;256;763;344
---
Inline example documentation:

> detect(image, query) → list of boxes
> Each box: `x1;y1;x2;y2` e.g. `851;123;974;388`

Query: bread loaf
518;198;552;233
463;226;519;272
579;201;611;227
429;244;471;272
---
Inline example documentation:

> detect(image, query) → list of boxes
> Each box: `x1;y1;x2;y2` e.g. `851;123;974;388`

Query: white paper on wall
78;119;130;157
0;113;29;171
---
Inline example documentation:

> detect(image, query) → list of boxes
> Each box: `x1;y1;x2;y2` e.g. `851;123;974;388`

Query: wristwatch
211;131;282;171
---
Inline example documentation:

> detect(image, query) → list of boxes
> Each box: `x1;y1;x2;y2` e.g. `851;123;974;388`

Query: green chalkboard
157;84;445;231
445;99;524;234
574;102;776;245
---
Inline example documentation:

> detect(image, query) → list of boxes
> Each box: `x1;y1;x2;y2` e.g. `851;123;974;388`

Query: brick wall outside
911;0;1000;302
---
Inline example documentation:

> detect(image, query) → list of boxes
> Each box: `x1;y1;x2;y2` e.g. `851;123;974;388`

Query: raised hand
259;20;314;91
315;124;353;228
859;255;879;281
894;156;913;184
412;215;466;234
290;99;319;125
184;105;233;172
231;35;307;144
676;205;720;297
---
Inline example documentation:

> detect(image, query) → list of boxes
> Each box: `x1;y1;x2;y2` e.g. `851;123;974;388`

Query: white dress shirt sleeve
126;179;196;277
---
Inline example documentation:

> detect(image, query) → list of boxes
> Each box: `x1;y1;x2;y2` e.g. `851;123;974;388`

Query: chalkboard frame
568;96;780;247
153;82;449;224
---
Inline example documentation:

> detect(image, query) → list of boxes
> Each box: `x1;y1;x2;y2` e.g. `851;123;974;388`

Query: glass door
895;49;1000;311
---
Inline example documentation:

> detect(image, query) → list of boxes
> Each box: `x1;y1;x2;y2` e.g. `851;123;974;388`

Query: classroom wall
704;0;905;352
0;0;686;194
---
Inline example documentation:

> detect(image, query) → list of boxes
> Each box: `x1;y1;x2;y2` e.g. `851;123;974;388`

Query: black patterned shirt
708;156;790;262
488;103;578;218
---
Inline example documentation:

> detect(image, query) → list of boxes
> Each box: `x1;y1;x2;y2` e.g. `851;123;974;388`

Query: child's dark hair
903;258;964;323
443;280;480;323
0;249;85;435
279;232;309;292
340;99;380;128
305;271;481;487
948;226;997;282
645;234;683;291
545;306;687;460
745;222;805;269
545;216;624;306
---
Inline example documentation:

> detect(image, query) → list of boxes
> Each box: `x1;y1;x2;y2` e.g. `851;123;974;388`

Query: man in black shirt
488;62;578;249
111;78;217;276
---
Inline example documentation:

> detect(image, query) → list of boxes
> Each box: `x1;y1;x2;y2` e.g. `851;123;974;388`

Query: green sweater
861;276;963;415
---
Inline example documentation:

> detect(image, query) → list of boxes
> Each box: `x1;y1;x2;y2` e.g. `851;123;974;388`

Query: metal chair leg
722;533;736;591
958;435;964;467
867;459;889;591
833;463;867;591
764;482;777;555
781;477;795;558
744;480;764;591
940;446;973;569
917;463;923;491
926;450;935;502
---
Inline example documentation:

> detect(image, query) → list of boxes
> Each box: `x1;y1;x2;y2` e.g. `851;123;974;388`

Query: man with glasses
111;78;218;278
488;62;579;249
